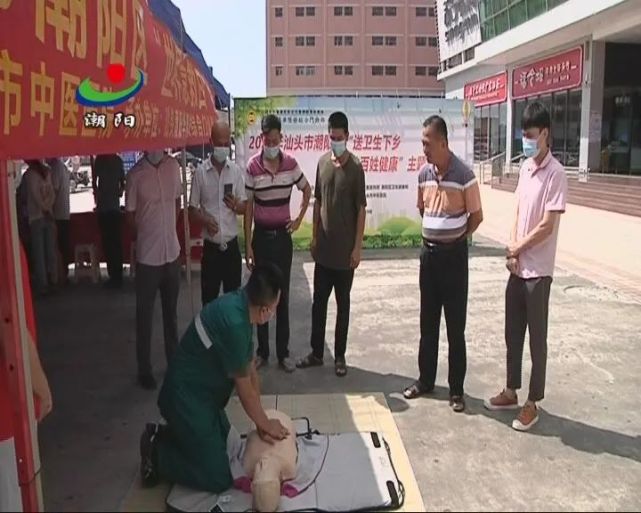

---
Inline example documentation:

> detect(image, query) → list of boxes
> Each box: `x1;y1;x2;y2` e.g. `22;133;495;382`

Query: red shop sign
512;47;583;100
464;72;507;107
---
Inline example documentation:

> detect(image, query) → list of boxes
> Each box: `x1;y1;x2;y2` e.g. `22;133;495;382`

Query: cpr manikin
243;410;297;512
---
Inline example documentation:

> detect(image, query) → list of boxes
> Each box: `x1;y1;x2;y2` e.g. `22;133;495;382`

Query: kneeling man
139;264;290;493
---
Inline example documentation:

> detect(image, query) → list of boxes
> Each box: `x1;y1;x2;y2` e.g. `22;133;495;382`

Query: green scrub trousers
156;290;253;492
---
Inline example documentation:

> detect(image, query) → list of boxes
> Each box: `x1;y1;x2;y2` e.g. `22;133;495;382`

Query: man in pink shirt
484;102;568;431
126;149;183;390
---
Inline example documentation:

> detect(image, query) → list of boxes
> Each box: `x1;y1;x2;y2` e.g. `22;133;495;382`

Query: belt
422;237;467;251
254;225;288;234
204;237;237;251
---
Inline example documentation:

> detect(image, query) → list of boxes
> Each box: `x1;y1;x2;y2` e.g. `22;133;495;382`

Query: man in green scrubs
139;264;290;492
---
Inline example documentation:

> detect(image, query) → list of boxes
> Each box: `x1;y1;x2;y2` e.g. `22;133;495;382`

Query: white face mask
212;147;229;164
146;150;164;165
331;140;347;158
263;145;280;160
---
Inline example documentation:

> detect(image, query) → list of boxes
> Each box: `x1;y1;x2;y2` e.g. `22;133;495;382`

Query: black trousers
201;238;242;306
56;219;71;277
418;239;469;397
310;263;355;361
98;210;123;283
135;258;180;378
252;227;292;361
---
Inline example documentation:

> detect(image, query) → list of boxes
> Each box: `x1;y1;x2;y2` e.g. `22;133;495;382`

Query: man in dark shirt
297;111;367;377
92;153;125;288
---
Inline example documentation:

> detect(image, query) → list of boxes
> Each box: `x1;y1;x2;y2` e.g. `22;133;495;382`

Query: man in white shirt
189;121;247;306
125;150;183;390
47;158;71;284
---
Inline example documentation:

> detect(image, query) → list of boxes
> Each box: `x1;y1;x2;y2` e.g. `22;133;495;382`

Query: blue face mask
522;137;540;158
331;140;347;158
263;145;280;160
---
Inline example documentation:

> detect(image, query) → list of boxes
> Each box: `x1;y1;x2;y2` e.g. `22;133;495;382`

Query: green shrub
378;217;418;235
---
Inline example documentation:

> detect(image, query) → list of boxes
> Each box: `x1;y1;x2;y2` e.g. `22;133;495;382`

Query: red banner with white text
0;0;217;160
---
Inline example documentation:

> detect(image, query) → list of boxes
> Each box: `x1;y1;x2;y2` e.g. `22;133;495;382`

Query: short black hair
423;115;448;141
522;102;550;131
328;111;349;132
261;114;282;134
245;263;283;307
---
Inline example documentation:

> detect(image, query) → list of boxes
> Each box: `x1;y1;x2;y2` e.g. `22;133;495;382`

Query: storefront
466;72;508;161
510;46;583;167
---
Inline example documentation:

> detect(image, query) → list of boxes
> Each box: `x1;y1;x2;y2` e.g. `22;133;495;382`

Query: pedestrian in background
93;153;126;288
403;116;483;413
24;160;57;296
189;121;247;306
297;111;366;378
484;102;568;431
126;150;182;390
244;114;311;373
48;157;71;285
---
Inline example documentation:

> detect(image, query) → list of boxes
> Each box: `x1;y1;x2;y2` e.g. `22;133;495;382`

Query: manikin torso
242;409;297;512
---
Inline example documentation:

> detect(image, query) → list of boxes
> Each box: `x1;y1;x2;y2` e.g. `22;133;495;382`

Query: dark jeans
201;238;242;306
252;227;292;361
310;263;355;361
505;274;552;402
135;258;180;378
98;210;123;283
418;239;469;397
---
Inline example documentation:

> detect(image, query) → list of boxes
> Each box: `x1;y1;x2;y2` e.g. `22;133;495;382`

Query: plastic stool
74;244;100;283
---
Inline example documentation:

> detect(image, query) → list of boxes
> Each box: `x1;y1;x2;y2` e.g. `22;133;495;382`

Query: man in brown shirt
297;111;367;377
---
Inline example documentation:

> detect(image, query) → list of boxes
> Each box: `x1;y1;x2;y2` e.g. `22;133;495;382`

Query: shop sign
512;47;583;99
464;72;507;107
436;0;482;62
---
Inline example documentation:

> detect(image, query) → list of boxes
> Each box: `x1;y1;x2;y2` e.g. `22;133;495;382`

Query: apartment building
267;0;444;96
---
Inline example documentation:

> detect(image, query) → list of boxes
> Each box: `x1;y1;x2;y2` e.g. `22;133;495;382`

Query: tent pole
0;160;42;512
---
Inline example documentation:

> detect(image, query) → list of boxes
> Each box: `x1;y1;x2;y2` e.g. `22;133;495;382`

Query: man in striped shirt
244;114;312;373
403;115;483;413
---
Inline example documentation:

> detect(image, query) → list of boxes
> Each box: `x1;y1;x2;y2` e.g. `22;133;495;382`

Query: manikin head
252;456;282;512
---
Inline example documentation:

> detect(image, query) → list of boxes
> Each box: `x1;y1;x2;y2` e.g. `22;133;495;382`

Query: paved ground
36;235;641;512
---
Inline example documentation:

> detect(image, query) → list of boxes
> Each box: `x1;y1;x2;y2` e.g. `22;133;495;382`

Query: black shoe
140;423;160;488
138;374;157;390
450;395;466;413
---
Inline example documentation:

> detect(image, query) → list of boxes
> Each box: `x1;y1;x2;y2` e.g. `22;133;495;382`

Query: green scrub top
156;289;253;493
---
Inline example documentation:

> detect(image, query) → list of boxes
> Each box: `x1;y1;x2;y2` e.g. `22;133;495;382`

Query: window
295;36;305;46
464;47;475;61
334;65;354;77
334;6;343;15
334;36;343;46
416;6;427;16
429;6;435;16
295;6;304;16
372;65;384;76
385;65;397;76
415;36;427;46
385;36;397;46
415;66;427;76
306;36;316;46
296;66;315;76
372;36;384;46
306;6;315;16
275;7;283;17
345;65;354;75
275;36;283;47
385;6;397;16
372;6;384;16
275;66;283;76
428;66;438;77
345;35;354;45
428;37;438;47
344;6;353;15
335;65;343;76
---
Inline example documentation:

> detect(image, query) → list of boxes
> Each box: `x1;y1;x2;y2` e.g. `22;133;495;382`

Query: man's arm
463;175;483;236
510;211;561;256
250;359;260;395
297;183;312;223
354;206;366;249
510;202;519;243
466;209;483;236
235;371;270;431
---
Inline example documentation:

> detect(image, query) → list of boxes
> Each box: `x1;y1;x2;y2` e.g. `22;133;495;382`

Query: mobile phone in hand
224;183;233;197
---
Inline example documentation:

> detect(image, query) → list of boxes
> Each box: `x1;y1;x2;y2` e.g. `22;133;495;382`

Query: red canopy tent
0;1;219;509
